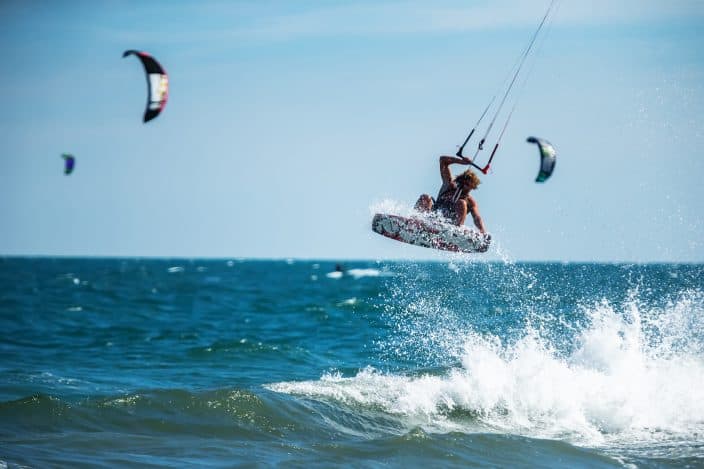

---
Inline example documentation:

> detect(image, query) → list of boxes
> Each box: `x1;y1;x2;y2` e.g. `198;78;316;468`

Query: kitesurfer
414;156;487;234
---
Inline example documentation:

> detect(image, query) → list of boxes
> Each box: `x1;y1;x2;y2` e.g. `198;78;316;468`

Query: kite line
456;0;559;174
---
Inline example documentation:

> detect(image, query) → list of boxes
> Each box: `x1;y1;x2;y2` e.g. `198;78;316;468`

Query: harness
432;183;466;220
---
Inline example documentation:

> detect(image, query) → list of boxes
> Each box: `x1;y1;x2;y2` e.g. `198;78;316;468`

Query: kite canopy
122;50;169;123
526;136;556;183
61;153;75;175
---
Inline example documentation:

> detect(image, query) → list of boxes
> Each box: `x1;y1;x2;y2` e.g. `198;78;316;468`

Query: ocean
1;257;702;468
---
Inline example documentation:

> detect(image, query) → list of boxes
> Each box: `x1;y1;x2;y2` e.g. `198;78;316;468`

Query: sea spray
377;259;547;368
272;269;704;453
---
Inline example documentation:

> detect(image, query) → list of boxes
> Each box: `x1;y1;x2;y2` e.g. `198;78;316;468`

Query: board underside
372;213;490;253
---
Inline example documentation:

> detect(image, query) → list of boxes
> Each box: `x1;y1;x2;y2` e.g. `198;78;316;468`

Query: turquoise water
1;258;703;467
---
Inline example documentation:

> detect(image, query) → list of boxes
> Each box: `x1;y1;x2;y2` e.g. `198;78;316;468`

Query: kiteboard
371;213;490;253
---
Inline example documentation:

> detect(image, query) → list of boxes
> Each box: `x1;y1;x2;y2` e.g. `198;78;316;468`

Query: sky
1;0;703;262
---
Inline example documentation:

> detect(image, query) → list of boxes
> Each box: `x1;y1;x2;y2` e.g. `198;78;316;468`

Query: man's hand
477;232;491;252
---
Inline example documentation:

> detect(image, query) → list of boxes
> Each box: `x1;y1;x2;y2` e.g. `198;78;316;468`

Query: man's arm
439;155;470;184
466;196;486;234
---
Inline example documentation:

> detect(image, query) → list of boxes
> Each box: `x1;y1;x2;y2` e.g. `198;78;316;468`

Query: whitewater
1;258;702;467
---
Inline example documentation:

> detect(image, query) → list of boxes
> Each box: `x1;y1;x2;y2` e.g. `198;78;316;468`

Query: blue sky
1;0;703;262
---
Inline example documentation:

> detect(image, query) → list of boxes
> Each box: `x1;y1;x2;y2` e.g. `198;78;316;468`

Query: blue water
1;258;703;467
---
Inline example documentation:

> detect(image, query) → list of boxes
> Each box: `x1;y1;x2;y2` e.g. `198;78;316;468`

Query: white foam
338;298;358;306
347;268;387;279
326;268;393;279
268;291;704;450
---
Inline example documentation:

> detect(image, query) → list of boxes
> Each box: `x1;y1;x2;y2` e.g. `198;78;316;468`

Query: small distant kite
122;50;169;123
526;136;556;183
61;153;75;175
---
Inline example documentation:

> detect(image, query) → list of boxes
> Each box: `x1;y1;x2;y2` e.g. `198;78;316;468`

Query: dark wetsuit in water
431;181;466;223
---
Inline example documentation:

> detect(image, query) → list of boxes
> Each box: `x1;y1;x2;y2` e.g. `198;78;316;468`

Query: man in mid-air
414;155;487;234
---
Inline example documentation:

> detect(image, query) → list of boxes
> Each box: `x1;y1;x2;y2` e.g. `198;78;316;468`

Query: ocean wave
0;388;305;439
268;289;704;458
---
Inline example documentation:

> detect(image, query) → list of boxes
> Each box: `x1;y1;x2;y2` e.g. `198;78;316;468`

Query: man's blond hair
455;169;480;190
